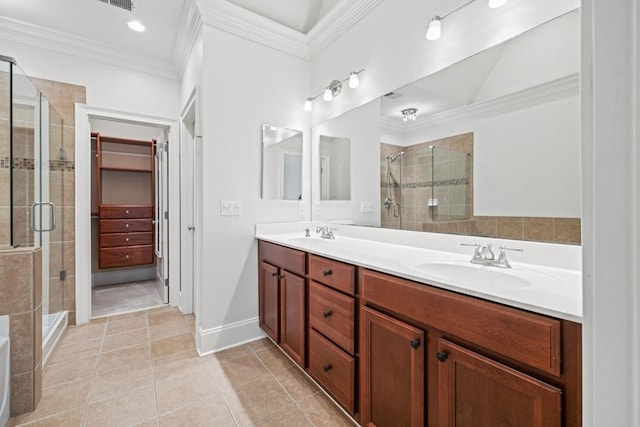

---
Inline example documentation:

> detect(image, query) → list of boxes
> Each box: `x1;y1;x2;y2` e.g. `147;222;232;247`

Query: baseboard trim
196;317;264;356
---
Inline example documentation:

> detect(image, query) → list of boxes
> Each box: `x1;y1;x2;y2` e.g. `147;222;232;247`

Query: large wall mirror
311;10;581;244
262;124;303;200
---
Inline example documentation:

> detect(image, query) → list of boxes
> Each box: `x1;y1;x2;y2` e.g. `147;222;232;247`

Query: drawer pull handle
125;223;130;228
125;254;130;259
323;364;332;373
322;310;332;319
125;237;129;242
436;351;448;362
125;210;130;214
322;269;333;277
278;274;285;279
271;272;278;277
410;339;421;350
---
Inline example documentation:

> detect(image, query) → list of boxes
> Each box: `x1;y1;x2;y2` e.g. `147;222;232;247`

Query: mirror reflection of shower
384;152;404;228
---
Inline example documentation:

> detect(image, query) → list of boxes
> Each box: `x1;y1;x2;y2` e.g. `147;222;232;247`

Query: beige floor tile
247;337;275;352
105;316;148;336
84;384;157;427
213;343;252;363
9;407;86;427
252;405;313;427
272;365;320;402
9;378;91;425
155;365;219;415
106;310;148;322
149;318;192;342
298;393;355;427
88;366;154;403
254;346;294;372
212;353;272;393
61;323;106;344
133;419;159;427
43;356;97;388
96;343;152;374
49;337;102;365
101;327;149;353
153;350;207;383
147;309;186;326
158;395;235;427
150;333;194;360
223;375;294;426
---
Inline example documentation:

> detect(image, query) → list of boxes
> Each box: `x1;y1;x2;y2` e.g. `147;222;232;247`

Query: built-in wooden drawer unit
99;245;154;269
308;329;355;414
309;254;355;296
260;241;306;276
360;268;562;376
309;280;355;354
99;219;153;234
99;205;153;219
99;232;153;248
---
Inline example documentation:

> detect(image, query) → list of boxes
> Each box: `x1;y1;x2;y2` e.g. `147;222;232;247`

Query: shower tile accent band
0;157;74;171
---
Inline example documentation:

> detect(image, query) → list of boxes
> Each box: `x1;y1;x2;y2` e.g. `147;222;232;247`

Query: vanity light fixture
426;0;508;41
401;108;418;121
303;69;364;111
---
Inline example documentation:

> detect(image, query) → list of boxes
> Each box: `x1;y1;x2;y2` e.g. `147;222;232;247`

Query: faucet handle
496;246;524;268
303;228;310;237
498;246;524;256
461;243;482;259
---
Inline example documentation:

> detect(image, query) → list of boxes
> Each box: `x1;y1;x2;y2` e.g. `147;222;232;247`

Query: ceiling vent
384;92;403;99
97;0;133;12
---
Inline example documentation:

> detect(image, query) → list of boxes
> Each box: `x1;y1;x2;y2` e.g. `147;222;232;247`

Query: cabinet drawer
309;255;355;296
309;281;355;354
100;219;153;233
308;329;355;414
99;245;154;269
259;241;306;276
99;232;152;248
360;269;561;376
99;205;153;219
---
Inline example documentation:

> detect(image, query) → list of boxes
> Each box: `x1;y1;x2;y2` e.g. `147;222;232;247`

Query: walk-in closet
90;119;169;317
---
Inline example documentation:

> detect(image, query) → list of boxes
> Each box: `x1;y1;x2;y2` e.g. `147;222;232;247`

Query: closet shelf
100;166;152;173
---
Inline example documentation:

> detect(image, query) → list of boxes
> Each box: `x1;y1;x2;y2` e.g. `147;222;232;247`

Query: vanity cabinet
258;241;306;367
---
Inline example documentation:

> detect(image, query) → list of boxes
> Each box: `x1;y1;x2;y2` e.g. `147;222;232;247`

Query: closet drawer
99;245;154;269
309;255;355;295
100;219;153;233
100;232;153;248
309;281;355;354
99;205;153;219
308;329;355;414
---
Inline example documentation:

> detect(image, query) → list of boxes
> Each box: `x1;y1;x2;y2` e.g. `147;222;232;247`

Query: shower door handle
187;225;196;231
43;202;56;232
31;202;41;232
30;202;56;232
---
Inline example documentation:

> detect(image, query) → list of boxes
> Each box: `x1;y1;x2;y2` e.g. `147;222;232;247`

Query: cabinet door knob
278;274;285;279
125;237;129;242
323;364;332;372
410;339;421;350
125;223;130;228
436;351;448;362
322;269;333;277
125;254;130;259
322;310;332;319
125;210;130;214
271;272;278;277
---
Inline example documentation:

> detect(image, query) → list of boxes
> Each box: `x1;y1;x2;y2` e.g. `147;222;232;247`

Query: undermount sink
408;261;534;289
284;236;331;245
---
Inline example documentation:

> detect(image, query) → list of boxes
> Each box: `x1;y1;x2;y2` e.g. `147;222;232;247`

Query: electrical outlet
361;201;373;213
221;200;242;216
428;198;438;207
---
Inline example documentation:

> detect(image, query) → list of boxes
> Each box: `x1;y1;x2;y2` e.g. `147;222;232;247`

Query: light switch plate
221;200;242;216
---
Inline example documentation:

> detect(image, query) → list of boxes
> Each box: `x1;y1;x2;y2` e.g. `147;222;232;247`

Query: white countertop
256;230;582;323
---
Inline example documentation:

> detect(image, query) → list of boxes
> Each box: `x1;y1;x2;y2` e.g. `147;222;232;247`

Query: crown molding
197;0;309;60
173;0;203;79
381;74;580;135
0;17;178;80
307;0;385;59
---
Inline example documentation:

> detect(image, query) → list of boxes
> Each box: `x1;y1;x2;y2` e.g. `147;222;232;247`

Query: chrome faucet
316;226;336;239
461;243;523;268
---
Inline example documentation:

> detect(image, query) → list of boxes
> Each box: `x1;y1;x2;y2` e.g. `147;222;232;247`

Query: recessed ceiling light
128;20;146;32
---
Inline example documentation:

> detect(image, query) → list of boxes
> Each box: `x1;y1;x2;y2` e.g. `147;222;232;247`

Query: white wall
196;24;310;351
1;39;180;119
312;100;380;225
180;33;203;110
309;0;579;127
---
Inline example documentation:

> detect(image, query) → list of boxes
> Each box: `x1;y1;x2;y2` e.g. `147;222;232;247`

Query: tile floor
92;280;165;318
9;306;354;426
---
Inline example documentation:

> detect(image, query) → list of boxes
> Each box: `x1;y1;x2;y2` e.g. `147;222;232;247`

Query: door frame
74;105;180;324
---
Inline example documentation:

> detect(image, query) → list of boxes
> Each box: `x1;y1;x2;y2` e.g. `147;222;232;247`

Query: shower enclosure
1;56;67;351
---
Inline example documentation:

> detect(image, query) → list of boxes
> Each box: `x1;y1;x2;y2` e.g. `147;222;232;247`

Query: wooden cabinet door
259;261;279;342
280;270;306;367
361;306;424;427
437;339;562;427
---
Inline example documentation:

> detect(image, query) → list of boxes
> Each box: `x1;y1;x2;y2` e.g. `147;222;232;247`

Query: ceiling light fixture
401;108;418;122
128;20;146;32
303;69;364;111
426;0;508;41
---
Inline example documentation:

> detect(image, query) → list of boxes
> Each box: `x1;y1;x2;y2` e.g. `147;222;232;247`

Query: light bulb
304;98;313;111
349;72;360;89
426;16;441;40
128;20;146;32
488;0;508;8
324;87;333;101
